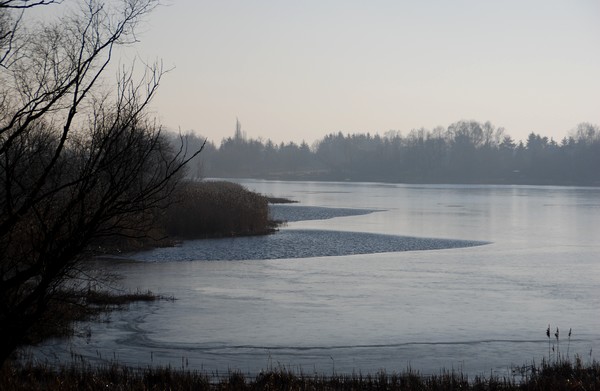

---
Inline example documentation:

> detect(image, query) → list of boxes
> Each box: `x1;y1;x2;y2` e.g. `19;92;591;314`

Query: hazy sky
128;1;600;144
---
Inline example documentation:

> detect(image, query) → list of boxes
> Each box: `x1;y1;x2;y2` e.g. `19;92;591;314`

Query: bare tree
0;0;201;365
0;1;60;7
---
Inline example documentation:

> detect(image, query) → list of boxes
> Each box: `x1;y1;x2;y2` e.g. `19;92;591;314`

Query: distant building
234;118;246;141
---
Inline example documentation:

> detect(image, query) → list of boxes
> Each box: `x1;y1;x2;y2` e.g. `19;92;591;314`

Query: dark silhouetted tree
0;0;201;365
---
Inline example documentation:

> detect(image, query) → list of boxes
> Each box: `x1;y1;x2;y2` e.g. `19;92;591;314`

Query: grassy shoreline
96;180;285;253
2;357;598;390
11;181;280;356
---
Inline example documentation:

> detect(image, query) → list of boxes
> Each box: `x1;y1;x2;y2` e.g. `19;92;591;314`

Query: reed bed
2;357;598;390
162;181;278;239
97;180;280;252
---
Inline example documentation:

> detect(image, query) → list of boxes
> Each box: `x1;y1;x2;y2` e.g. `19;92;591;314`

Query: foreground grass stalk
1;357;598;390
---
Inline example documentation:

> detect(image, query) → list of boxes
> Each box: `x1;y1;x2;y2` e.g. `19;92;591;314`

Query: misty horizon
175;119;600;186
177;118;600;148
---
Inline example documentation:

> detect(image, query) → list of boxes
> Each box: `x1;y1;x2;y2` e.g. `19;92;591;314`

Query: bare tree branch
0;0;198;366
0;1;61;9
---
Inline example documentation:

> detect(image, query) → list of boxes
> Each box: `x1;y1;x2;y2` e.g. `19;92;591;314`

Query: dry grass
95;180;280;253
2;357;598;390
162;181;278;239
19;289;165;349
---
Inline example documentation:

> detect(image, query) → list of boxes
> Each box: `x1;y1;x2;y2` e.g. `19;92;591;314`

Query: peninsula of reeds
97;180;282;253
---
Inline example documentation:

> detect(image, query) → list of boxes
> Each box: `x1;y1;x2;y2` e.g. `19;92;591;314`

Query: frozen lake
31;180;600;377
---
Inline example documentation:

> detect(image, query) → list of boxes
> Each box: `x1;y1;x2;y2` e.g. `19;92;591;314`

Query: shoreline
3;357;598;390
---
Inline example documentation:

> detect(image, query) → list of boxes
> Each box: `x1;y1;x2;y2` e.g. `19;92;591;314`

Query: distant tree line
179;121;600;186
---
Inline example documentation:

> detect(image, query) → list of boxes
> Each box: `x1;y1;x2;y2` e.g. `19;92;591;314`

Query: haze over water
32;180;600;377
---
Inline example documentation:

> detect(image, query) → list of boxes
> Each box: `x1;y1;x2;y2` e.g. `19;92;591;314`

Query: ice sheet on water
269;204;379;222
127;229;488;262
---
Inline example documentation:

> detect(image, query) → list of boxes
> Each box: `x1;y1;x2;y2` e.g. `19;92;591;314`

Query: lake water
30;180;600;378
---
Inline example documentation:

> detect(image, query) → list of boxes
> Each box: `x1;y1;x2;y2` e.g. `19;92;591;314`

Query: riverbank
8;180;283;357
2;357;598;390
97;180;284;253
10;181;599;385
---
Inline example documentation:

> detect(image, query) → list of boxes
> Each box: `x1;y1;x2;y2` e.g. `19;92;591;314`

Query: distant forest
175;121;600;186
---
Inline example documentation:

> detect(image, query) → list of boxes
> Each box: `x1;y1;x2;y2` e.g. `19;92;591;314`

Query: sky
124;1;599;144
